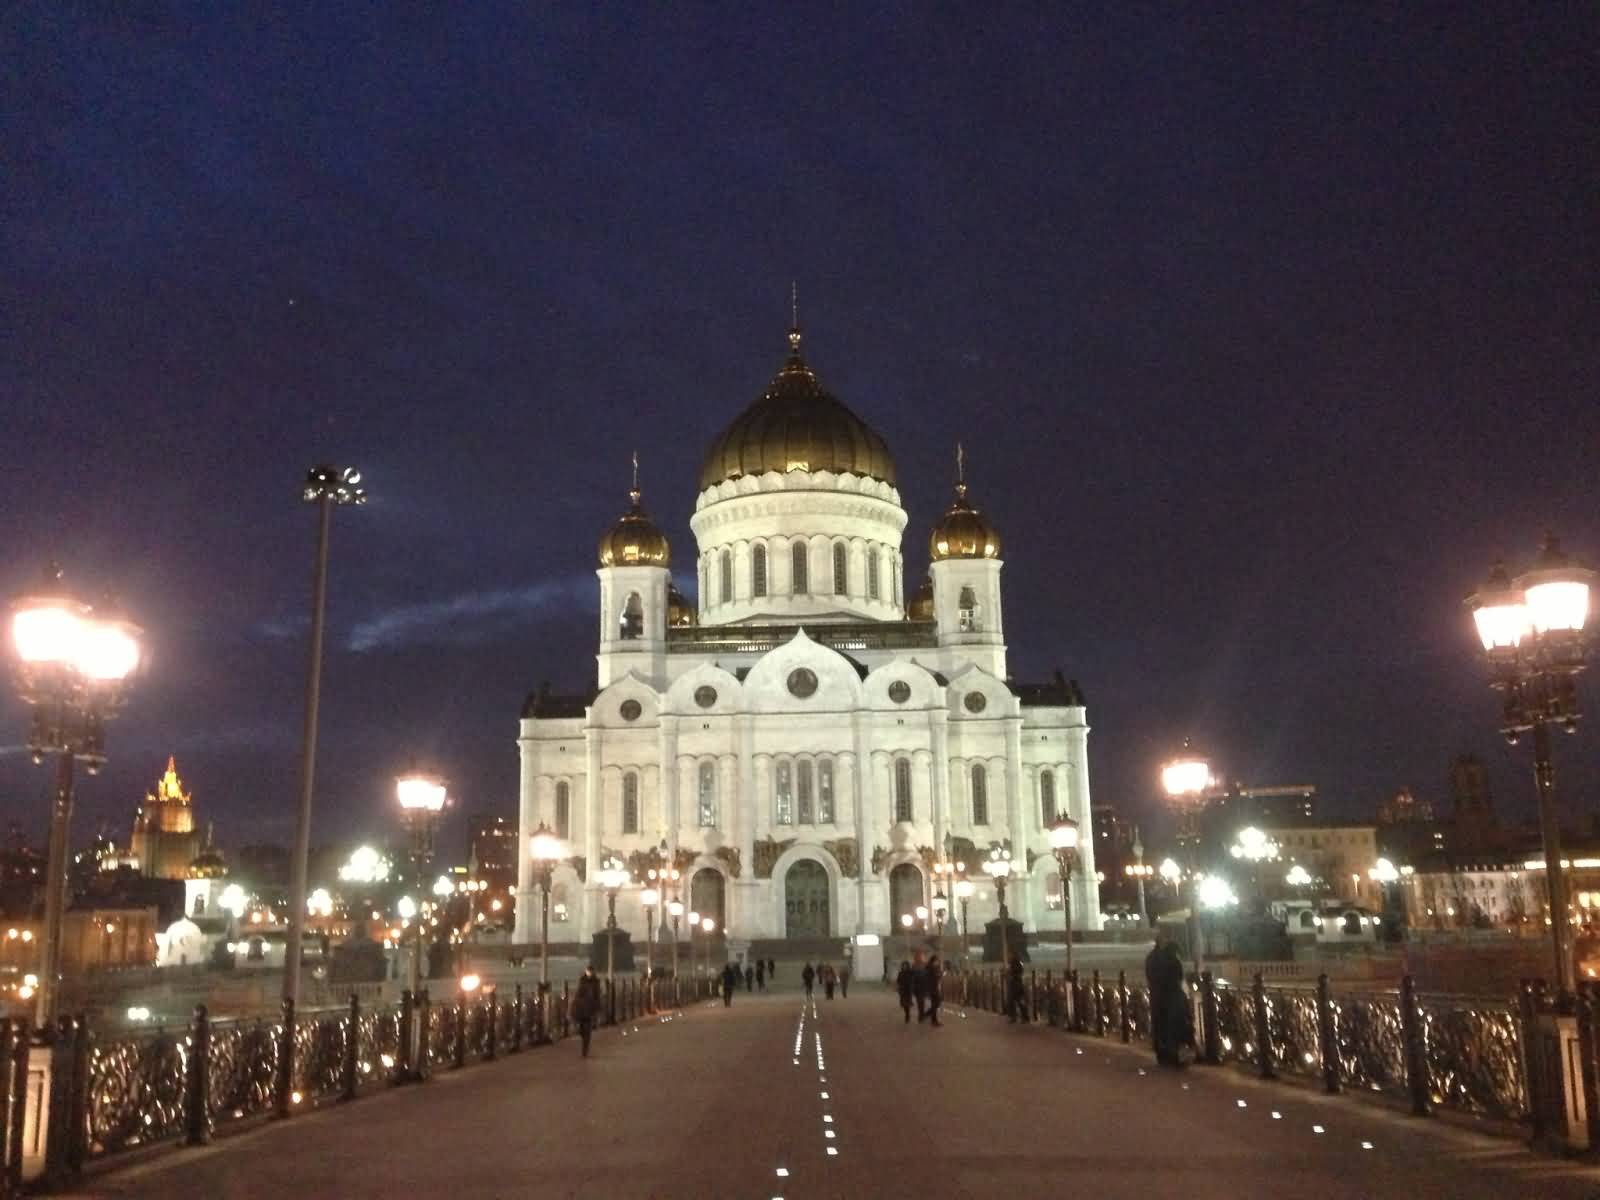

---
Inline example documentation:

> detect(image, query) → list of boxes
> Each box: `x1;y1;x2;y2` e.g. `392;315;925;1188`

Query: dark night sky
4;6;1598;860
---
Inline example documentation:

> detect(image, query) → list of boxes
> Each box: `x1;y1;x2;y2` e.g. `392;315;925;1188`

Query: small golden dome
699;325;896;490
929;448;1002;561
908;576;934;621
667;583;697;627
598;484;670;568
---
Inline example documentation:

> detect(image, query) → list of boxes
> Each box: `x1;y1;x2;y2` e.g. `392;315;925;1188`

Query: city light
219;884;248;919
1285;864;1313;889
338;845;391;884
1196;875;1238;910
306;888;334;917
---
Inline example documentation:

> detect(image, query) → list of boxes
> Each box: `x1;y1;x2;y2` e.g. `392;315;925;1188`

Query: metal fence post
273;996;296;1118
1091;971;1106;1037
511;984;524;1054
1518;979;1544;1142
64;1015;90;1174
453;1002;467;1069
485;991;498;1061
1;1019;26;1197
562;982;571;1038
1119;970;1132;1043
416;988;432;1080
1068;970;1081;1032
396;989;414;1082
1575;981;1600;1150
340;993;360;1101
1399;974;1430;1117
1199;972;1221;1065
1316;973;1340;1094
1252;974;1276;1080
185;1004;211;1145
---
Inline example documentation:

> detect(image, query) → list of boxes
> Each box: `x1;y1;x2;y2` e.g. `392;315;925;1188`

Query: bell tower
596;454;671;687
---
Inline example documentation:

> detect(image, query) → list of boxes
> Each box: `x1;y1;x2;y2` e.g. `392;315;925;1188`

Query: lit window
959;586;978;632
775;761;793;825
818;759;835;823
698;762;717;827
620;592;643;640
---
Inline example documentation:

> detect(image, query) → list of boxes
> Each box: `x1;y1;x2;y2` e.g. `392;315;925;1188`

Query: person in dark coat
767;957;776;980
839;963;850;998
801;961;816;997
756;959;766;991
573;966;602;1057
745;963;755;992
895;960;915;1023
721;962;739;1006
823;963;836;1000
911;951;929;1020
923;955;944;1026
1145;933;1192;1067
1005;952;1027;1022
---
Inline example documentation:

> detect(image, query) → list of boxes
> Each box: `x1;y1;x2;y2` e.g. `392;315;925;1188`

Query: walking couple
896;952;943;1026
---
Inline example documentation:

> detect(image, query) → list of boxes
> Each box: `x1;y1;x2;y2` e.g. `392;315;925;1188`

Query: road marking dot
1236;1100;1247;1108
827;1148;838;1157
775;1168;789;1178
823;1115;833;1123
1271;1112;1282;1120
825;1130;836;1139
1361;1141;1373;1150
820;1092;829;1099
1312;1125;1325;1135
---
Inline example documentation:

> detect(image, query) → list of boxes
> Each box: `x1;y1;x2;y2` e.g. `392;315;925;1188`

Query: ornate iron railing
86;1027;188;1156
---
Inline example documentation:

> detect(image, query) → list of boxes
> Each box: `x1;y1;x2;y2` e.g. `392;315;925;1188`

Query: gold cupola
699;320;896;490
598;454;670;567
929;445;1002;561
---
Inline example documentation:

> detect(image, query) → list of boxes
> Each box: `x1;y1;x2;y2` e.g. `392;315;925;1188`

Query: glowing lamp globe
528;825;564;864
954;879;975;901
397;896;418;921
397;772;447;813
1162;751;1211;799
700;917;715;934
1519;538;1594;637
641;887;660;907
597;860;629;891
1048;815;1080;853
900;913;913;929
668;899;684;918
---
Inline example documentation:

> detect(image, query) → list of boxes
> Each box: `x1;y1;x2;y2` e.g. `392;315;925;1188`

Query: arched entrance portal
690;868;725;929
889;862;924;926
785;859;830;938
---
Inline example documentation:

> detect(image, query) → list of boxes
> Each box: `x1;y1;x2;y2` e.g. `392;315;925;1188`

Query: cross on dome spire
788;282;802;355
955;442;968;501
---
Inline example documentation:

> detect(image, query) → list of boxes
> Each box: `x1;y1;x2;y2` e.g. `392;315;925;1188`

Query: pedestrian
1146;930;1193;1067
839;963;850;998
924;955;944;1026
756;959;766;991
745;963;755;992
768;957;776;980
1005;952;1028;1023
573;965;602;1057
896;960;915;1023
721;962;738;1007
801;961;816;998
823;963;836;1000
912;950;929;1021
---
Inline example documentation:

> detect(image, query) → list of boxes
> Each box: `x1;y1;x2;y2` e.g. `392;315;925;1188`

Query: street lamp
1126;830;1152;927
1285;864;1313;891
931;890;949;957
1048;814;1080;977
528;824;564;1036
1467;538;1594;998
597;857;628;1001
1161;741;1212;972
700;916;716;981
667;898;684;979
284;465;366;1007
10;567;143;1026
954;878;975;967
640;885;659;1004
983;844;1014;964
396;768;447;885
687;910;701;978
899;912;914;961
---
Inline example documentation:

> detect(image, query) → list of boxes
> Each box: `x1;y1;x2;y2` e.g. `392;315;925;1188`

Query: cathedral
513;322;1098;951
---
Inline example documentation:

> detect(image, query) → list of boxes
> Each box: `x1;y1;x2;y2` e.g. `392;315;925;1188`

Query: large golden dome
929;453;1002;561
699;327;896;491
598;484;670;568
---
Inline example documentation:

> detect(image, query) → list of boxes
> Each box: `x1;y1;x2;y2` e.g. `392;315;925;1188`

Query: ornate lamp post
10;568;143;1027
528;823;564;1033
899;912;914;962
284;465;365;1007
1228;826;1281;902
640;884;659;1005
954;878;975;967
915;904;930;946
1161;743;1212;972
1048;814;1080;978
931;890;949;958
1127;828;1152;926
396;768;447;887
597;857;628;1007
983;844;1014;964
1467;538;1594;999
668;898;684;978
700;916;716;981
687;910;701;978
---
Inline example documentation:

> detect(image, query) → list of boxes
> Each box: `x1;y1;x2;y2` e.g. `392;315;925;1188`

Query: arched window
796;759;814;823
833;543;848;595
792;541;809;594
893;559;901;607
959;586;978;632
752;544;768;598
868;548;881;600
698;761;717;827
775;761;793;825
620;592;644;640
622;771;639;834
720;549;733;604
1040;769;1056;826
818;759;835;823
555;781;571;840
894;757;912;823
971;764;989;825
193;895;206;916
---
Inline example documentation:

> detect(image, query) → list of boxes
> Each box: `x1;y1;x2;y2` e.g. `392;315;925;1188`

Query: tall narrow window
893;563;901;607
620;593;644;639
775;761;793;825
1040;769;1056;826
720;549;733;604
959;586;978;632
818;759;835;823
972;764;989;825
622;772;639;834
894;757;912;823
555;781;570;840
792;542;808;594
833;543;848;595
796;760;814;823
752;544;768;598
868;548;881;600
698;761;717;827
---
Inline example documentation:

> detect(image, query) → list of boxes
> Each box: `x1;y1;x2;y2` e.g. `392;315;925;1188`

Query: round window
786;668;818;699
963;691;987;714
887;680;911;704
694;685;718;709
620;699;642;722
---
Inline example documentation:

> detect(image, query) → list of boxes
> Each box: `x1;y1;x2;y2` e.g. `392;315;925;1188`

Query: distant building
1266;822;1381;906
467;813;518;891
1206;782;1317;827
1090;803;1140;912
1375;787;1449;863
129;757;205;880
1400;857;1535;930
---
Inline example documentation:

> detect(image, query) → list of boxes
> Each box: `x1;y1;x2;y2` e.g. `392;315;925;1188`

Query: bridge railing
1;973;705;1193
943;966;1564;1137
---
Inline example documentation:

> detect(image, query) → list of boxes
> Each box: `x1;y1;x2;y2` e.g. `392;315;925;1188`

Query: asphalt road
68;985;1600;1199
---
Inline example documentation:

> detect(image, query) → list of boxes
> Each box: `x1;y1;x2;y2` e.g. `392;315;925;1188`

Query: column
584;734;603;933
659;720;679;841
736;718;757;938
930;712;951;853
1068;721;1100;931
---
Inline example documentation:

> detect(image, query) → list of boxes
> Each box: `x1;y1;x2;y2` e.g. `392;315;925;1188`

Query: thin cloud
347;576;594;652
